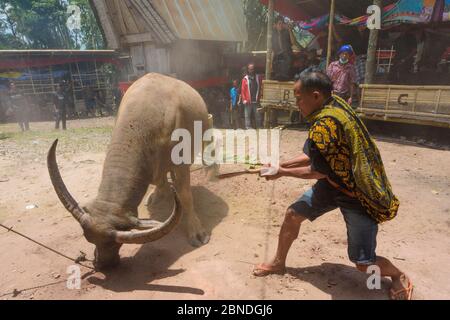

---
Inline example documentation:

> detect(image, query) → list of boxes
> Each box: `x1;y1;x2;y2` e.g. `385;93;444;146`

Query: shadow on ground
284;262;391;300
87;186;228;296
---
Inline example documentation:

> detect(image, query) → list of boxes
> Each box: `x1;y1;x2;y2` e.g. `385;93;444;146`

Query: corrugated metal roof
152;0;248;42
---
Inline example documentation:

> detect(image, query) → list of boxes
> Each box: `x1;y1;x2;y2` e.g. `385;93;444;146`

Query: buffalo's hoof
188;232;210;247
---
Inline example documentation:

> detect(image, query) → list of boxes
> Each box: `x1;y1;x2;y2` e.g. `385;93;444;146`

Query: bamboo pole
365;0;383;84
49;65;55;90
326;0;336;68
76;61;84;88
265;0;275;80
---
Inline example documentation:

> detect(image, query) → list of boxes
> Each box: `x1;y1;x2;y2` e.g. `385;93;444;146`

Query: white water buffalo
48;73;214;270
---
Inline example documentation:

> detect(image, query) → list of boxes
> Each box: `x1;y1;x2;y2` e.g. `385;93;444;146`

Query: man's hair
297;72;332;97
275;16;284;24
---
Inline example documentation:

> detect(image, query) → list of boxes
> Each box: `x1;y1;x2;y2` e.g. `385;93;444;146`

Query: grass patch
0;132;13;140
5;127;113;144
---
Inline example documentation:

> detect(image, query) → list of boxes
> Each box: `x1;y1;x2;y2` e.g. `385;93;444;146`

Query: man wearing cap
327;45;358;105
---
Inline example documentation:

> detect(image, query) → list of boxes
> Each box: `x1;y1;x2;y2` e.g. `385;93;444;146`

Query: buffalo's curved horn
47;139;90;227
113;186;182;244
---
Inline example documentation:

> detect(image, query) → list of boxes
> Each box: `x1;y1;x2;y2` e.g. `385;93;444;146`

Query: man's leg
244;104;252;129
61;108;67;130
55;110;60;129
232;109;238;130
355;257;411;299
253;208;307;275
342;207;412;299
254;184;336;276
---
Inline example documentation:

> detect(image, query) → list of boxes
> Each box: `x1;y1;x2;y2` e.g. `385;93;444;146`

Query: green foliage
243;0;268;52
0;0;104;49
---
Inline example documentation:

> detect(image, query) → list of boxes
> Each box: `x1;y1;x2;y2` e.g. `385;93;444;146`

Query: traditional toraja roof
90;0;176;46
90;0;248;48
152;0;248;42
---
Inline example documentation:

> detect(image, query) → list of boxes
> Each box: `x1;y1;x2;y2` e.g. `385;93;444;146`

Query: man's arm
265;165;326;181
280;165;327;180
280;153;311;168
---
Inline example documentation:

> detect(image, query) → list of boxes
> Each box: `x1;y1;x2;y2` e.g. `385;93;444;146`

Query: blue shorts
289;180;378;265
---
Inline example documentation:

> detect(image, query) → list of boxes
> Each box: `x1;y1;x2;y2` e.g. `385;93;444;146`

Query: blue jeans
289;180;378;265
244;103;262;129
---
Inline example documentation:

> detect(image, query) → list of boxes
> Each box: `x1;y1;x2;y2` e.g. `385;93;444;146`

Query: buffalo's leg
173;165;210;247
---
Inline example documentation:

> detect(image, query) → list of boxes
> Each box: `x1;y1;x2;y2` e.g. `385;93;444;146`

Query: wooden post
76;61;84;88
49;65;55;90
365;0;382;84
94;60;101;89
326;0;336;68
265;0;275;80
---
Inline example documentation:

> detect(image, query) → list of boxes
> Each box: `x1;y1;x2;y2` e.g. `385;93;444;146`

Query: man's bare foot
390;274;413;300
253;262;286;277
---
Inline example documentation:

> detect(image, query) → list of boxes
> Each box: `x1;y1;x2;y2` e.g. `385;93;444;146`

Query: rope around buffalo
0;223;95;270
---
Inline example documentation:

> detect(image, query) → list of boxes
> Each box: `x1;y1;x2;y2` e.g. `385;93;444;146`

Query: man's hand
347;97;353;105
264;170;284;181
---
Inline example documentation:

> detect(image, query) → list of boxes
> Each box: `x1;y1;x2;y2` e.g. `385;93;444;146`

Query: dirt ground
0;117;449;300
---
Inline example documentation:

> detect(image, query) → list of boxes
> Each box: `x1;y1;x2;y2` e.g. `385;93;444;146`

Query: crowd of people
204;16;361;130
214;48;359;130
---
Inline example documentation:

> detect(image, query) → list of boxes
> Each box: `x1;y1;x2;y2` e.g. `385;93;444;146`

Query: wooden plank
265;0;274;80
435;89;442;114
360;109;450;119
326;0;336;68
90;0;120;49
123;0;147;34
121;32;153;45
360;84;450;90
359;114;450;128
120;0;140;34
112;0;127;34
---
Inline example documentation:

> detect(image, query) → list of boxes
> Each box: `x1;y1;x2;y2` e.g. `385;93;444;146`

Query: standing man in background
9;82;30;132
230;80;241;129
53;83;68;130
272;17;293;81
327;45;358;105
241;63;263;129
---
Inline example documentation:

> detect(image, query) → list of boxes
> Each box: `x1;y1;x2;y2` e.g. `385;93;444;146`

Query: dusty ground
0;117;449;300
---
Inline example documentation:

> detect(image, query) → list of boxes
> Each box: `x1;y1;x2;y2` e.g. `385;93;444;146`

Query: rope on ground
0;223;95;270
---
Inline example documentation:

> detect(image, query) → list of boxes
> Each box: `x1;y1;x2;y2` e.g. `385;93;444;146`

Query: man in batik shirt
253;72;413;300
